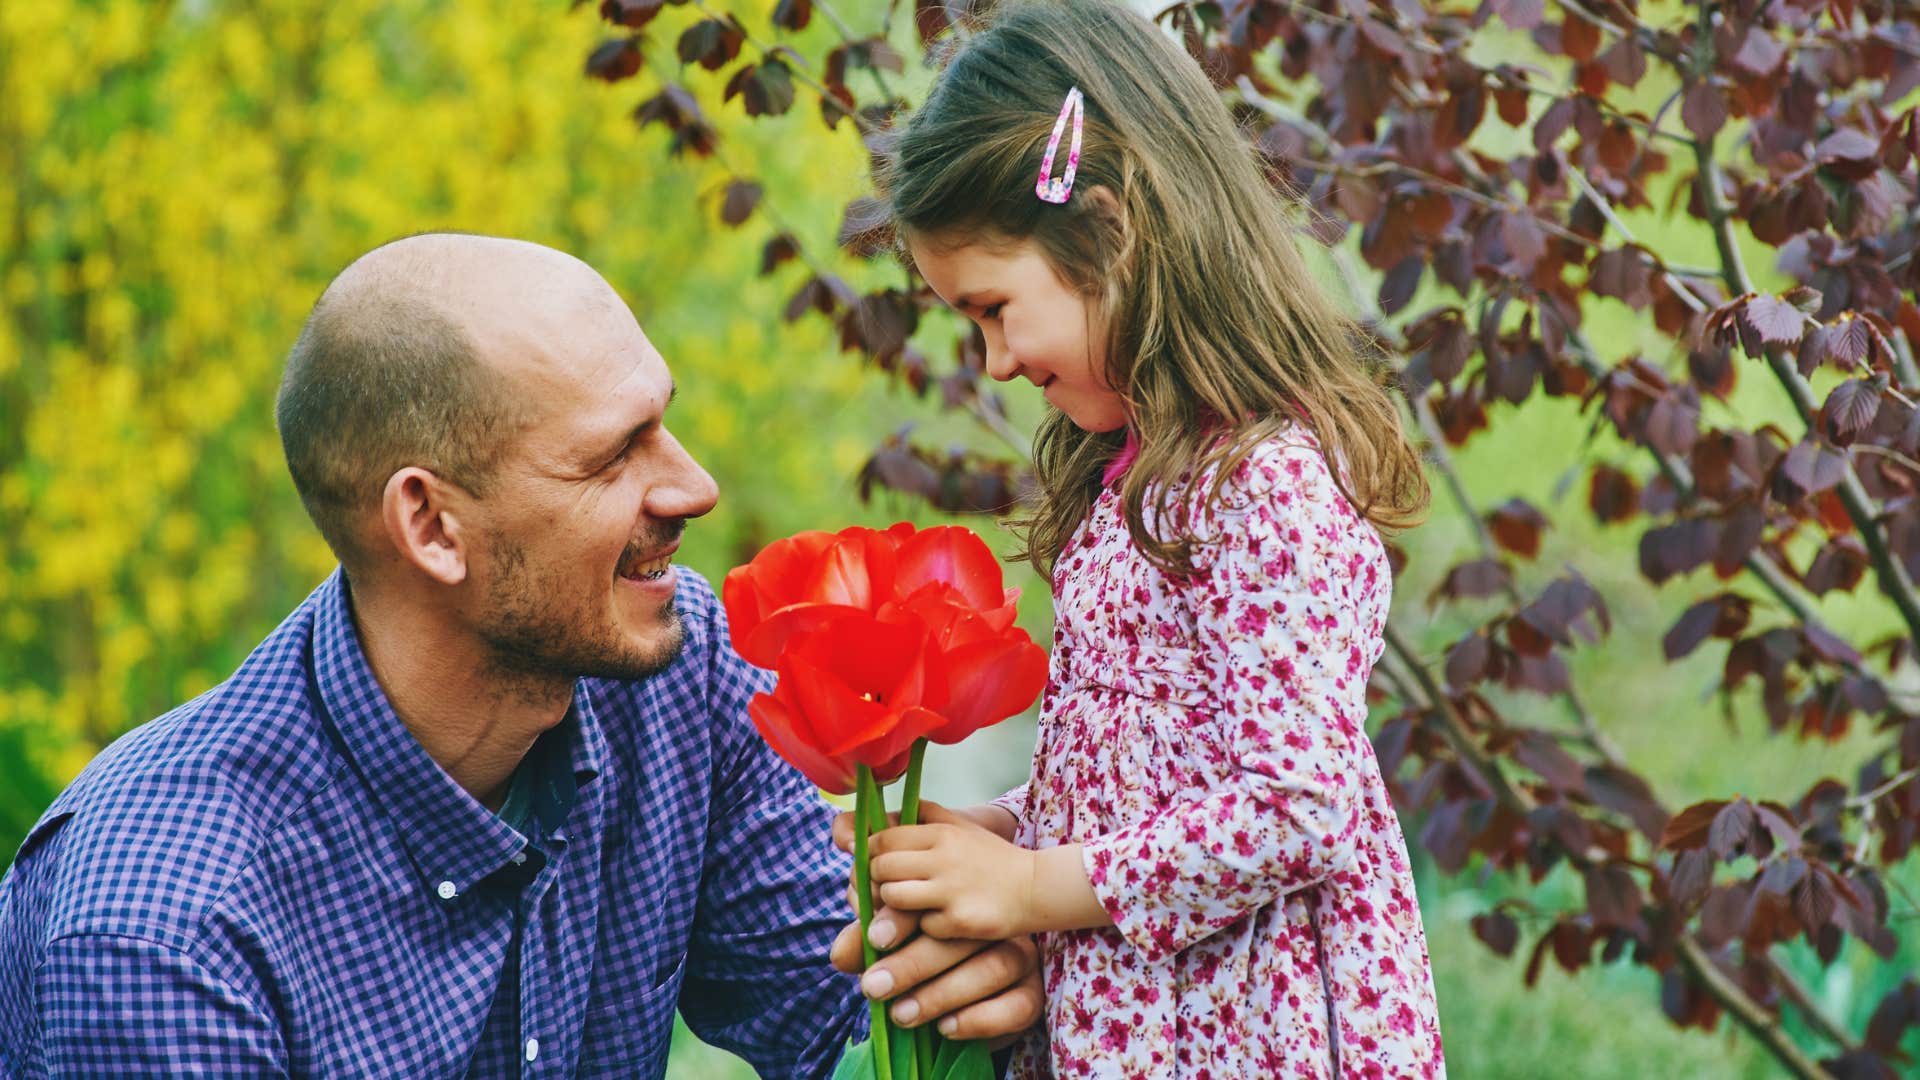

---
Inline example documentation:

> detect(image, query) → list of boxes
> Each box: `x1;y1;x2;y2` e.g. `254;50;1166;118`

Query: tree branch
1382;621;1835;1080
1673;936;1837;1080
1327;245;1634;767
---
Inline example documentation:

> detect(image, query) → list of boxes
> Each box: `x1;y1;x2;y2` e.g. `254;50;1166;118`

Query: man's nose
647;429;719;521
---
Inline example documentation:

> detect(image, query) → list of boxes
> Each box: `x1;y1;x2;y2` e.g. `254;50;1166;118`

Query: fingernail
891;999;920;1025
869;919;896;949
862;969;894;999
938;1017;957;1037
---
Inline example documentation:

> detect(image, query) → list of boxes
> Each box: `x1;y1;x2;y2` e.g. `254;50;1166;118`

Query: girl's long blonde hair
882;0;1429;580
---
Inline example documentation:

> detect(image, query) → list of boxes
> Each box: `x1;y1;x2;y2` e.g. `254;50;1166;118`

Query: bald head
276;233;615;569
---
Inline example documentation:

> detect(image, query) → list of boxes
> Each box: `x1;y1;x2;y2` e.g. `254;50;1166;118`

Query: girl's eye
980;303;1004;320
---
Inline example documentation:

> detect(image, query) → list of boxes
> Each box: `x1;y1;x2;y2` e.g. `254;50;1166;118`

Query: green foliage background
1;2;1912;1076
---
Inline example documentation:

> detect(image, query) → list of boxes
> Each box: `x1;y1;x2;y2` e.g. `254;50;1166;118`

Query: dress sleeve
990;783;1030;830
1080;441;1389;962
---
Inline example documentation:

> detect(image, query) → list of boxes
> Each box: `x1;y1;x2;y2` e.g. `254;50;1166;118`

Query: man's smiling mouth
621;555;672;582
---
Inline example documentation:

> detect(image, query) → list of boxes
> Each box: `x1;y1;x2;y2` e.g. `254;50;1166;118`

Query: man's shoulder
8;599;342;946
669;564;725;644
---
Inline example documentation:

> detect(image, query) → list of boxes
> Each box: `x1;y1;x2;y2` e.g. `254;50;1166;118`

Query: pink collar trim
1101;427;1141;487
1100;406;1310;488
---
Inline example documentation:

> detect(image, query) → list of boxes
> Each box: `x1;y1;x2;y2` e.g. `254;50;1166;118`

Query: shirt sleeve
1080;442;1388;963
32;933;288;1076
676;618;868;1078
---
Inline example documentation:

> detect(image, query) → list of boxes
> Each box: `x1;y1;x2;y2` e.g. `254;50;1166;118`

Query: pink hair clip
1036;87;1084;205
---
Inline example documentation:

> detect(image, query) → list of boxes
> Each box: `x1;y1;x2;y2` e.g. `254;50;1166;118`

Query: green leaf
831;1038;878;1080
887;1020;914;1079
929;1035;995;1080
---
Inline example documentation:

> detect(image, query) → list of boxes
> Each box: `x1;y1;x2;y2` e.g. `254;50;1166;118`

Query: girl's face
908;233;1128;433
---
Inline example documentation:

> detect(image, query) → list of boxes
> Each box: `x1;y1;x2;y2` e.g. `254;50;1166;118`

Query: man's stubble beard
477;532;687;685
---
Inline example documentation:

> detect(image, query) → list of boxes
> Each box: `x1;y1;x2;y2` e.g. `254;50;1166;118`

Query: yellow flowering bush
0;0;919;855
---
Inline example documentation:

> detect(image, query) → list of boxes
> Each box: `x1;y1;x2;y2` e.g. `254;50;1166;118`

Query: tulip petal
924;634;1049;744
784;651;893;756
748;687;858;794
720;565;763;657
739;602;867;670
856;706;949;785
981;594;1021;634
804;532;889;610
723;531;836;656
896;525;1006;613
794;613;940;709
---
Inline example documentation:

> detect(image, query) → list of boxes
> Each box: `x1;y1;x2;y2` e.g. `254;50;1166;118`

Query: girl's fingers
867;849;939;883
834;810;908;854
876;880;940;911
866;823;949;857
833;807;913;857
913;800;968;827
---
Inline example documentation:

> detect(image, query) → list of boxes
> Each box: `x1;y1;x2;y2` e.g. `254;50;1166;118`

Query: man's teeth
626;555;672;580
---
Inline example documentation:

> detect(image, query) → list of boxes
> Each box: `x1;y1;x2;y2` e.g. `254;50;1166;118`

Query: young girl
854;0;1444;1076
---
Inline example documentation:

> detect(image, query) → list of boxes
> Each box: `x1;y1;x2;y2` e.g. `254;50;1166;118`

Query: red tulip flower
722;524;912;669
890;525;1021;631
746;612;948;795
883;585;1047;746
724;521;1046;784
724;522;1043;1080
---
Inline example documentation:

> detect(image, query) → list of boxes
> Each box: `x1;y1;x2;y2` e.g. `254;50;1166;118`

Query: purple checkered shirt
0;568;866;1077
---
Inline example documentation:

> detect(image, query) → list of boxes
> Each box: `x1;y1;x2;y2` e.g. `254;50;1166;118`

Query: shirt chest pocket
576;952;688;1077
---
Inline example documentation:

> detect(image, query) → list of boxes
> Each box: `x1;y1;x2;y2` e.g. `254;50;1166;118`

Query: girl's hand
830;799;1019;854
868;822;1039;941
832;800;989;952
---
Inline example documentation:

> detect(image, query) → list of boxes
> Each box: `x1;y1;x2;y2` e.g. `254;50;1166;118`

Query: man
0;234;1039;1076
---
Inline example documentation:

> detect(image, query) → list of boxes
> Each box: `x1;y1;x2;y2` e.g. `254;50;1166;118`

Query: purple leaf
1742;295;1807;345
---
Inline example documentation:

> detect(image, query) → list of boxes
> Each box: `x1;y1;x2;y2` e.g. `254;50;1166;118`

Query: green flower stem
853;766;894;1080
893;740;934;1076
898;739;927;826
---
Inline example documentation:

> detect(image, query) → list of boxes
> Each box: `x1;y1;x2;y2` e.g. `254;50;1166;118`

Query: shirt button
525;1037;539;1062
436;880;457;900
511;851;527;865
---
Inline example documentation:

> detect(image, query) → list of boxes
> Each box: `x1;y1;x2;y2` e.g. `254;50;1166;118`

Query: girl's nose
983;338;1018;382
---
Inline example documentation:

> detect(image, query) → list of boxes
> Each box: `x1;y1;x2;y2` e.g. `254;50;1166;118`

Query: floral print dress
996;425;1445;1079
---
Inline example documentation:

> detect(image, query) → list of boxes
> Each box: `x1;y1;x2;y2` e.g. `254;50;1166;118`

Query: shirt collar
309;570;607;904
1102;426;1141;487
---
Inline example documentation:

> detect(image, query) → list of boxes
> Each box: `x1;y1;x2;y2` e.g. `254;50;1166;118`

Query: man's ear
379;467;469;587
